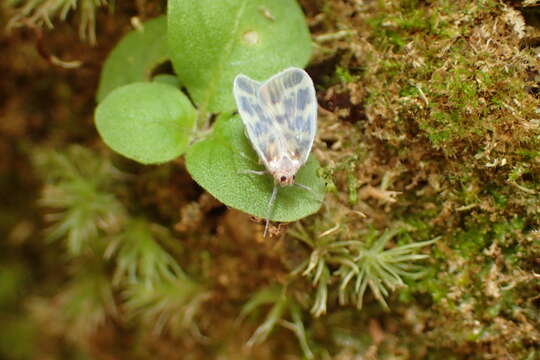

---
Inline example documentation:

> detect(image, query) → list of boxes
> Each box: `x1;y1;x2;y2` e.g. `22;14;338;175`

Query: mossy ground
1;0;539;359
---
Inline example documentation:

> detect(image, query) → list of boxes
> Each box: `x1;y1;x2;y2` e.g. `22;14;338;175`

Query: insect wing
233;74;277;167
257;68;317;165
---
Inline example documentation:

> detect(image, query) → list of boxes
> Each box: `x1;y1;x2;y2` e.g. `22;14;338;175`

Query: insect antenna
264;184;279;237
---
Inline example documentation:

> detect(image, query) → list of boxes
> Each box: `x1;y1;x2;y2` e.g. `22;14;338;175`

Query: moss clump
313;0;540;358
2;0;540;359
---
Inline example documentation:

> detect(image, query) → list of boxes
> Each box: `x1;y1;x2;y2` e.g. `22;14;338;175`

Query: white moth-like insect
233;67;318;236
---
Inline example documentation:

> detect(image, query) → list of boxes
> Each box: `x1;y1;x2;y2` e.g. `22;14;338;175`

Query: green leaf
186;116;324;222
167;0;312;113
95;82;196;164
152;74;182;88
96;16;168;103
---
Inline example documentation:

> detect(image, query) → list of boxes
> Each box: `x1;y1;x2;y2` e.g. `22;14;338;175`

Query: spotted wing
257;67;317;165
233;73;279;168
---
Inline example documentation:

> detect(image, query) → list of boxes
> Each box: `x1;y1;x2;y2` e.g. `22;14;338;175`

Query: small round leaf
95;82;196;164
186;116;324;222
168;0;312;113
97;16;169;103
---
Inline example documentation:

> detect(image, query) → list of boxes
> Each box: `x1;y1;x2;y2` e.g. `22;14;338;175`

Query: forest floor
0;0;539;359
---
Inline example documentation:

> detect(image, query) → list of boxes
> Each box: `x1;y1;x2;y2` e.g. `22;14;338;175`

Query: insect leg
264;184;279;237
238;169;266;176
236;151;266;176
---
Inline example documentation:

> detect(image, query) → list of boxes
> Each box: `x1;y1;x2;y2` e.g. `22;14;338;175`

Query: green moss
335;66;358;84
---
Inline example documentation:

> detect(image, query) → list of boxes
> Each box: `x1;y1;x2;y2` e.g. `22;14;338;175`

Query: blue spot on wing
253;103;272;124
239;97;253;115
276;115;286;124
269;87;281;104
294;115;304;131
283;97;294;114
290;70;304;86
236;77;254;94
251;122;268;137
302;116;312;133
283;70;304;89
297;88;310;110
253;103;263;115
